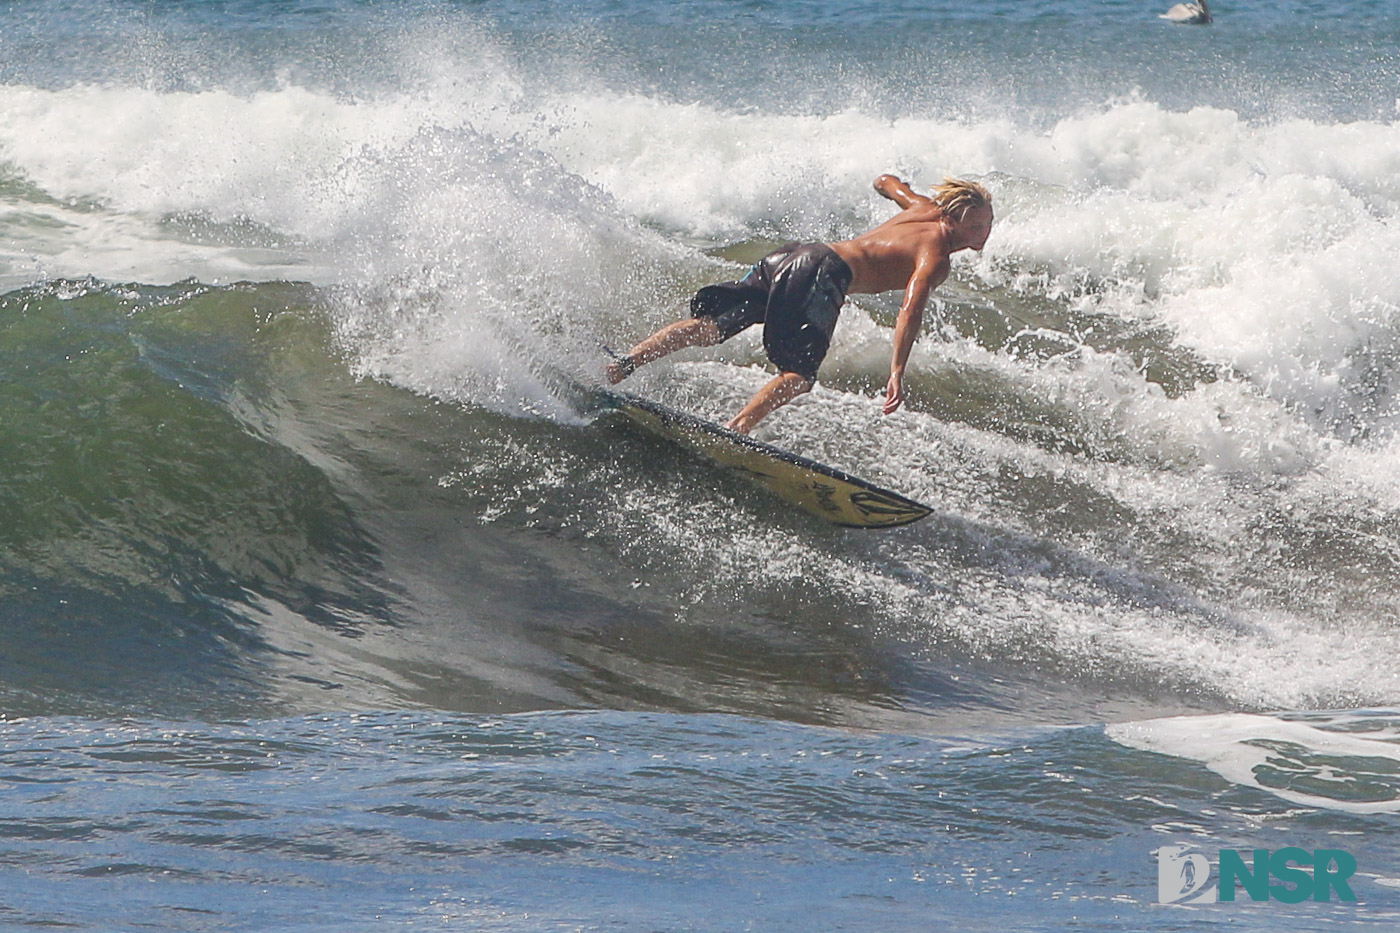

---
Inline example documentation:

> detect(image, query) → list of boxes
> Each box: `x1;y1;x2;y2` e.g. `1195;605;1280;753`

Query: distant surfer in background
1159;0;1211;24
606;175;994;433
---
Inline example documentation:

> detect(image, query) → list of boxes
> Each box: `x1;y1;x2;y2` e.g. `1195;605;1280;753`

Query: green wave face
0;280;392;715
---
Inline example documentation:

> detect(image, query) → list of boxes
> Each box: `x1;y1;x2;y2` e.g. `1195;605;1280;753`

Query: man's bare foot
605;355;636;385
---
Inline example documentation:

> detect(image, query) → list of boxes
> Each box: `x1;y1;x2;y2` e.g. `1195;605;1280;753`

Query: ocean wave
3;68;1399;433
4;14;1400;721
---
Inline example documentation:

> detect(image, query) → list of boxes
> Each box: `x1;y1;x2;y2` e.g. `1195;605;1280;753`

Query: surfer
1159;0;1210;24
606;174;993;433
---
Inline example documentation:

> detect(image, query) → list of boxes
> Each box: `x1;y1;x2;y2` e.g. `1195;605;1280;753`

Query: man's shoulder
883;214;952;253
893;201;947;222
843;217;948;257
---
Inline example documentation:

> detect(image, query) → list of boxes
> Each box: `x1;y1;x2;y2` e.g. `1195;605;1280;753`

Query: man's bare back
832;175;992;294
834;175;993;416
607;174;993;432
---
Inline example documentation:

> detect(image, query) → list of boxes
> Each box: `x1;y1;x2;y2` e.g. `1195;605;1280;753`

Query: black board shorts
690;242;853;383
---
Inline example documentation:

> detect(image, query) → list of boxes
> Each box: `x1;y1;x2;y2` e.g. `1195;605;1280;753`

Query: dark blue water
4;711;1398;931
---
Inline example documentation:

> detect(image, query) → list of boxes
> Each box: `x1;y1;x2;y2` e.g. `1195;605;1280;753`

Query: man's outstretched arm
884;252;948;415
873;174;932;210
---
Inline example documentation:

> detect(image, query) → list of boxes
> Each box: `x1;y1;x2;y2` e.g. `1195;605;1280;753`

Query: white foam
1108;713;1400;814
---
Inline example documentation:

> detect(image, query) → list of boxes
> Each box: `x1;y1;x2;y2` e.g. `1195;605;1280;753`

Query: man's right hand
873;175;931;210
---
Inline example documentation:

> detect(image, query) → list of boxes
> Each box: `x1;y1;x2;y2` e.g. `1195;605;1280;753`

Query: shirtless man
606;175;993;434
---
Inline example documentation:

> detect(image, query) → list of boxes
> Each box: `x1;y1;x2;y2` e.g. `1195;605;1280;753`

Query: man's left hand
883;373;905;415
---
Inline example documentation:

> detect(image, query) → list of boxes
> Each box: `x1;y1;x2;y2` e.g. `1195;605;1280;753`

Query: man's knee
689;317;724;346
780;372;814;395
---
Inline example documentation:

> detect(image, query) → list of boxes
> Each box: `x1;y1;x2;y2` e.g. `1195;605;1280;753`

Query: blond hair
931;178;992;222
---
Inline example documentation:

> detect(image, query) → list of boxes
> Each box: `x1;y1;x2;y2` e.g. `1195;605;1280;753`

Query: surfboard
597;389;933;529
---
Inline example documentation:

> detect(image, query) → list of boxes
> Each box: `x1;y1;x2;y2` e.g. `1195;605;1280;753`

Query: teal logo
1157;846;1358;904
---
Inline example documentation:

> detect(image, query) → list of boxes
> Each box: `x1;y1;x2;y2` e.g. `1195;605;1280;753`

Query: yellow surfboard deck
606;391;933;529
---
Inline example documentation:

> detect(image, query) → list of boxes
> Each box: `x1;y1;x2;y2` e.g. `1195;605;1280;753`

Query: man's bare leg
726;372;812;434
606;318;723;384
